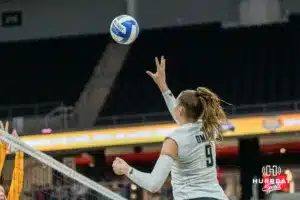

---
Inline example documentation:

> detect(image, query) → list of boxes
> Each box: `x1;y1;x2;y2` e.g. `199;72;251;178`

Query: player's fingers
146;71;155;78
12;129;18;137
161;56;166;69
156;56;165;71
116;157;123;161
155;57;160;69
0;121;3;130
112;161;119;168
4;121;8;132
116;157;125;164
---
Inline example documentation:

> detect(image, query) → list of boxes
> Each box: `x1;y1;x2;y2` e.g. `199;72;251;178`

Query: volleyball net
0;129;127;200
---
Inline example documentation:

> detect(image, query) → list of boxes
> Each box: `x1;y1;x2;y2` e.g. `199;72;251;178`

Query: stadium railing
2;100;300;134
0;102;62;119
95;100;300;126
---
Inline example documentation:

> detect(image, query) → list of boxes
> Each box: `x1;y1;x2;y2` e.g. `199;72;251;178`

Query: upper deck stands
98;21;300;124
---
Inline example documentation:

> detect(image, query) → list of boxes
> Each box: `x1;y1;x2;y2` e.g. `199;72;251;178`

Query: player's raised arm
146;56;179;124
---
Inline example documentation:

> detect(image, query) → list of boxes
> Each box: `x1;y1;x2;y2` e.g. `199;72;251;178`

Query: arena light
280;148;286;154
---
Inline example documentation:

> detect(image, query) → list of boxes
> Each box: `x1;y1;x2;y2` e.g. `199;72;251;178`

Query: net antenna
0;129;127;200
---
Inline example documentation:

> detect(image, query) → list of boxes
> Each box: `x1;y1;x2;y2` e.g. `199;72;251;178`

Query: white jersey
168;123;228;200
163;91;228;200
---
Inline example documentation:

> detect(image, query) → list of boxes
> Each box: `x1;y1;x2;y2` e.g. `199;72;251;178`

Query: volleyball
110;15;139;45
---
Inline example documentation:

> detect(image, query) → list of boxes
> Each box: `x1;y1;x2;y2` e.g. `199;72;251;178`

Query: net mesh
2;157;117;200
0;129;127;200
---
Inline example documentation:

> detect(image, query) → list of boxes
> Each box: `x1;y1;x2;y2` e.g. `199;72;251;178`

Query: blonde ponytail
196;87;228;141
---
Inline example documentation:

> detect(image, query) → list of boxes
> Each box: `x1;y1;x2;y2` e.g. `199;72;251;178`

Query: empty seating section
1;22;300;126
0;34;110;118
98;21;300;123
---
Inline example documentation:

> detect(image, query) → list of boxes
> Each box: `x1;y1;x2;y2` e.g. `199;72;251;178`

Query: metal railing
0;102;63;119
95;100;300;126
21;105;74;134
3;100;300;134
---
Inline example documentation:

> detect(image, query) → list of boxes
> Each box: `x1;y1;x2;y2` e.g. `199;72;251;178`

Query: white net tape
0;129;127;200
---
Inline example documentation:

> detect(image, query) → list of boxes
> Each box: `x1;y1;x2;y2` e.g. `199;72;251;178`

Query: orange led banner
19;113;300;151
20;124;177;151
222;113;300;136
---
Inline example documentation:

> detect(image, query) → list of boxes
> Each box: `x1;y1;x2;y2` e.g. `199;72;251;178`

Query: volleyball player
0;121;24;200
112;56;228;200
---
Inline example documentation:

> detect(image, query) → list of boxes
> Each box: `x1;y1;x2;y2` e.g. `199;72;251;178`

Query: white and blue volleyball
110;15;139;45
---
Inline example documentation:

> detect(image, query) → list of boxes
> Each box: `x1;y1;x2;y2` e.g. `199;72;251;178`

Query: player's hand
0;121;9;133
112;157;130;176
0;121;19;138
9;129;19;153
146;56;168;92
0;121;19;152
11;129;19;138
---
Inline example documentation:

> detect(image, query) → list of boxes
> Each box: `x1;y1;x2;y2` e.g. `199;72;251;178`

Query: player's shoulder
166;127;184;143
166;125;194;146
167;127;181;138
168;123;201;138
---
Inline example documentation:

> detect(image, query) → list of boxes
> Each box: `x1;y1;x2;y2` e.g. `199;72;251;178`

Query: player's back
168;122;228;200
